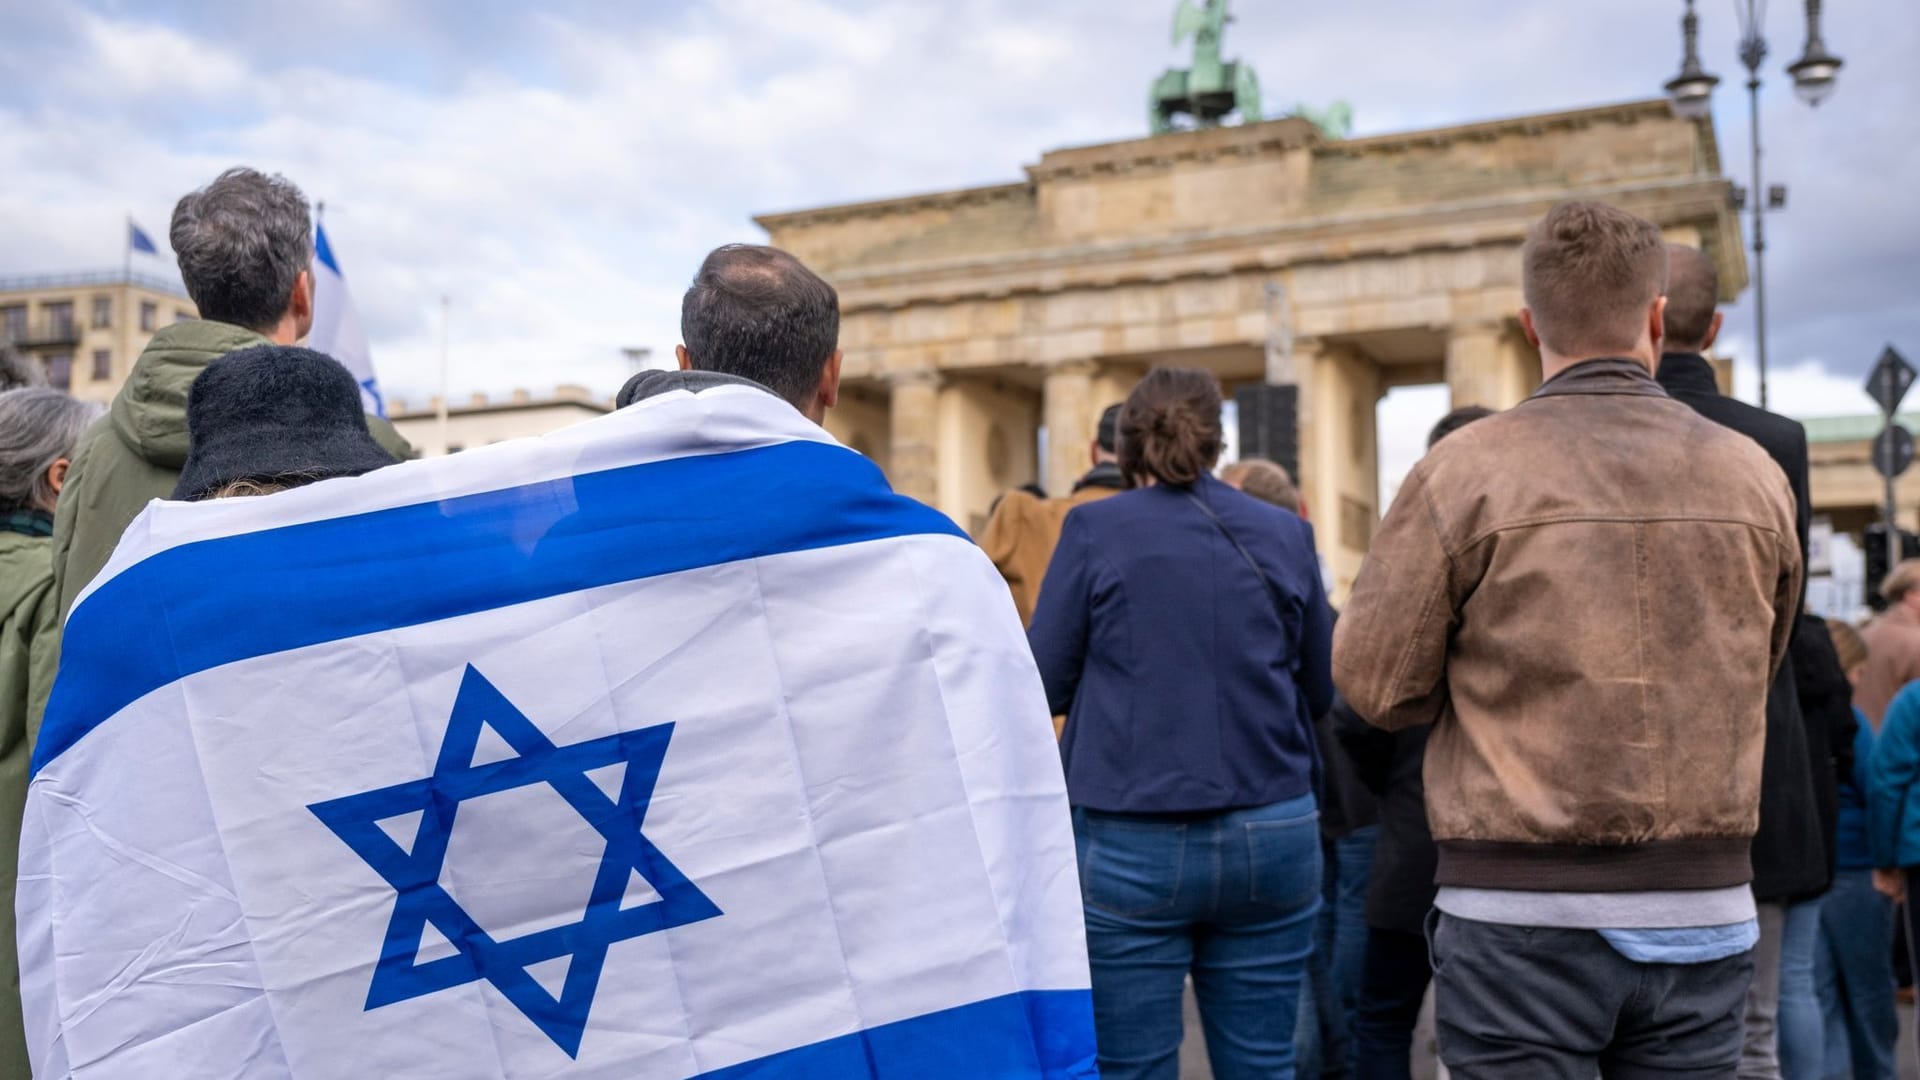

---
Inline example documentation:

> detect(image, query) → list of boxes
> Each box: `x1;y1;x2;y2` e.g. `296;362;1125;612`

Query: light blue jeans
1777;896;1826;1080
1816;869;1897;1080
1297;825;1378;1079
1074;794;1321;1080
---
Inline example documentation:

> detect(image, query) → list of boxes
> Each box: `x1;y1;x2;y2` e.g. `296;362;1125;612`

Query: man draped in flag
307;216;388;417
19;243;1096;1078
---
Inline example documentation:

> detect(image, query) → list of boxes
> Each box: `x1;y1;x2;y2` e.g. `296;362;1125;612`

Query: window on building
175;309;194;324
92;349;113;381
92;296;112;329
0;305;23;342
44;353;72;391
45;301;74;340
140;301;157;332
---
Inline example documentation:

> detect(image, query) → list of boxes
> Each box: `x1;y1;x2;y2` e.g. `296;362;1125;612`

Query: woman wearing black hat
173;345;399;501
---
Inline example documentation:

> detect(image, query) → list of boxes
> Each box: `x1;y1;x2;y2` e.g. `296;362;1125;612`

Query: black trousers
1351;926;1432;1080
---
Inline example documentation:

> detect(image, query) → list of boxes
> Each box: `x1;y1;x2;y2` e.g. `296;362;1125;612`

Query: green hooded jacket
0;527;58;1078
50;320;413;618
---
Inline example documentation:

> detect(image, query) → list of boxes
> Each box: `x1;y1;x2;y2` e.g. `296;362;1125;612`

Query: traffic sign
1874;423;1915;479
1868;345;1915;416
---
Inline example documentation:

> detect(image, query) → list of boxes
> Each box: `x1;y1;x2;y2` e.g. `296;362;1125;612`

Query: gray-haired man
51;167;412;617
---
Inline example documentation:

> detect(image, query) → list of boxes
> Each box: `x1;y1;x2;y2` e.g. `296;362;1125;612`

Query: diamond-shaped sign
1867;345;1916;416
1874;423;1915;480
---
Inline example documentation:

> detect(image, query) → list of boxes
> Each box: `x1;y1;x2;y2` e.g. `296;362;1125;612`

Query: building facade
386;386;612;457
0;272;197;403
757;99;1747;597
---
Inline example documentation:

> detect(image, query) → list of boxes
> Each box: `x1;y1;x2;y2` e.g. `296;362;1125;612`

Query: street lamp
1665;0;1843;410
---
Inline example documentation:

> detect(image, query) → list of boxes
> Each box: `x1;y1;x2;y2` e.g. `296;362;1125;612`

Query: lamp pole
1664;0;1842;411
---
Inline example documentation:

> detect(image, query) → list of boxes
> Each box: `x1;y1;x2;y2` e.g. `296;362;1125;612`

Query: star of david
309;665;720;1057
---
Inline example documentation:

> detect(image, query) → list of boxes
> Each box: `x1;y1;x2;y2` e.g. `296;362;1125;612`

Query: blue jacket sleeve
1026;510;1093;717
1295;520;1335;720
1868;686;1920;870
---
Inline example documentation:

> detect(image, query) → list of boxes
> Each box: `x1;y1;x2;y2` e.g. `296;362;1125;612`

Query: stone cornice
1314;97;1680;158
1023;117;1322;181
826;176;1738;312
753;182;1032;231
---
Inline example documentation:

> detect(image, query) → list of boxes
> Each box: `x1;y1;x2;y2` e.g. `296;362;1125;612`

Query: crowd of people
0;165;1917;1080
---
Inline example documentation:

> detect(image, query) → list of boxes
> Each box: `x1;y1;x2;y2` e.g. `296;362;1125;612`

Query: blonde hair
1883;559;1920;605
206;477;297;500
1220;458;1301;514
1826;618;1868;673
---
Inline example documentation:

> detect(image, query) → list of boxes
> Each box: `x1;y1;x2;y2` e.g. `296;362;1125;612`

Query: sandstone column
1447;320;1536;410
888;370;942;506
1043;361;1097;498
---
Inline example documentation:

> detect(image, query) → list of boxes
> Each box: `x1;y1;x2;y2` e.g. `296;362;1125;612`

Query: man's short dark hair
680;245;839;406
1428;405;1494;449
1522;201;1667;358
171;167;313;332
1662;244;1720;351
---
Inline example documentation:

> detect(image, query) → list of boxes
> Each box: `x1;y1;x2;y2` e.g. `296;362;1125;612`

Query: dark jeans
1431;912;1754;1079
1074;795;1321;1080
1298;825;1378;1079
1352;926;1432;1080
1816;869;1897;1080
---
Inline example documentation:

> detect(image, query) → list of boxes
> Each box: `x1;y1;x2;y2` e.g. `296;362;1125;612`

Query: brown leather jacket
1855;605;1920;728
980;469;1123;626
1334;359;1801;892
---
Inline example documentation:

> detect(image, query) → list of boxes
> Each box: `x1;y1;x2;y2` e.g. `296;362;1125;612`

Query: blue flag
127;221;158;256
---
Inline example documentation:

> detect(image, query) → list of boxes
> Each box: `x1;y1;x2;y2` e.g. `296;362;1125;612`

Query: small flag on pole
127;221;159;256
310;220;388;417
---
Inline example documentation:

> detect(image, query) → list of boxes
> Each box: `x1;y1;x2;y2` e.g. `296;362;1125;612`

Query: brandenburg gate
756;98;1746;597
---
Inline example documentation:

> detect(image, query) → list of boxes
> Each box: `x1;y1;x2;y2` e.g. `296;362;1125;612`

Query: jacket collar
1531;357;1669;401
1072;461;1126;493
1656;352;1721;396
2;509;53;539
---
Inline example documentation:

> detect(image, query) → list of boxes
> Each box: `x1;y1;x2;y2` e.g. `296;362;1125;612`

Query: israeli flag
308;222;387;417
20;383;1096;1078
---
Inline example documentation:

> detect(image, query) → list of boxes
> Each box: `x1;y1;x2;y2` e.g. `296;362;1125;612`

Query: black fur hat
172;345;397;501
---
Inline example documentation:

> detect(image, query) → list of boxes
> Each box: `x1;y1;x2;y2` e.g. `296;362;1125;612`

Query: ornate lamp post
1665;0;1843;409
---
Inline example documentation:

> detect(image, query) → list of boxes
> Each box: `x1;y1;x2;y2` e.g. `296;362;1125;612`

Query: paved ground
1175;983;1920;1078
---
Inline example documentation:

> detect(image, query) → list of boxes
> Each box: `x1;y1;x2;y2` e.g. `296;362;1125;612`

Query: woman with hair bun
1029;366;1334;1079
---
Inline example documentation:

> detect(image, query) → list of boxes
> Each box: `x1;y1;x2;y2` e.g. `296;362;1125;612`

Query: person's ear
43;457;70;508
1519;308;1542;350
1089;438;1103;469
675;345;693;372
1701;310;1725;352
817;349;843;412
1648;296;1668;356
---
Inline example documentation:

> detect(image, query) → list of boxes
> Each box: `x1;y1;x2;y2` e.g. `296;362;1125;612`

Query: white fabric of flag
308;222;386;416
19;383;1096;1079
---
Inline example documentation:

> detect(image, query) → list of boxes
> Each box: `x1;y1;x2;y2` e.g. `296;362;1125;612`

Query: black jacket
1658;351;1827;900
1334;701;1434;935
1793;612;1859;883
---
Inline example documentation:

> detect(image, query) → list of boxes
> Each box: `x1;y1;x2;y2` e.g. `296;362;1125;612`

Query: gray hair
0;345;45;392
0;389;102;512
170;167;313;332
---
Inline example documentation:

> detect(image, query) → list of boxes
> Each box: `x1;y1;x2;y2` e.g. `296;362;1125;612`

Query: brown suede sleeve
1332;465;1455;732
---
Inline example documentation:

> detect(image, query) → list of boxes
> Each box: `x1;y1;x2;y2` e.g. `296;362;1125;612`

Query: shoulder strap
1184;490;1284;616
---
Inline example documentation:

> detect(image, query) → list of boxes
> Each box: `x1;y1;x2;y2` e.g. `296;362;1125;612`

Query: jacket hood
0;530;53;621
109;320;270;469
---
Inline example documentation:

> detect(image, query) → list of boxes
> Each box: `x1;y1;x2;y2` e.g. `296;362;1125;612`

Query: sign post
1868;345;1917;576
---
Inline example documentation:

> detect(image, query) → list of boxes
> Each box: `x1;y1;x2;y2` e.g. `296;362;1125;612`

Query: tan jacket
1856;605;1920;728
980;475;1122;626
1334;359;1801;892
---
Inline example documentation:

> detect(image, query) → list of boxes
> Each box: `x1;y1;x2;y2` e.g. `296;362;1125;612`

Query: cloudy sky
2;0;1914;485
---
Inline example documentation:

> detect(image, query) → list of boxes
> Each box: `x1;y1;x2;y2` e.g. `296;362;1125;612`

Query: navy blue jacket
1028;474;1334;813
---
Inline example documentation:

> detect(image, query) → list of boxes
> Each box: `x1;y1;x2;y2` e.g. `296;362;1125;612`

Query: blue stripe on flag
35;440;964;775
695;989;1097;1079
315;223;342;274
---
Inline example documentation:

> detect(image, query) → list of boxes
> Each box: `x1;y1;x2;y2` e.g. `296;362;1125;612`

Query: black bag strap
1184;490;1286;618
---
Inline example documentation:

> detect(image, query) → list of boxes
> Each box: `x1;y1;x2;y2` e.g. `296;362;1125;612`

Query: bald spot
1664;244;1720;352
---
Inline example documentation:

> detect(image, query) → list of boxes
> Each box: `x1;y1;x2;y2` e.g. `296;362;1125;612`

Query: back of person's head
1118;367;1222;487
173;345;397;501
1826;618;1869;674
1883;559;1920;608
1095;404;1122;456
0;345;46;392
171;167;312;332
1220;458;1299;513
679;244;840;408
1662;244;1721;352
1427;405;1495;449
0;389;102;514
1521;201;1668;360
